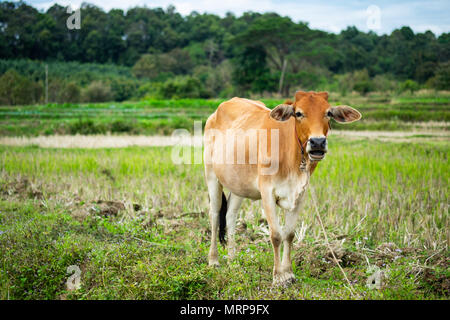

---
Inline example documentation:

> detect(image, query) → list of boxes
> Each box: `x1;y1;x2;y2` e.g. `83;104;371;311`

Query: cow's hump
213;97;269;127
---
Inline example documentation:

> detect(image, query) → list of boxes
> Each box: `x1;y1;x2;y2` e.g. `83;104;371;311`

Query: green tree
0;2;448;97
233;14;307;95
427;62;450;90
232;45;274;94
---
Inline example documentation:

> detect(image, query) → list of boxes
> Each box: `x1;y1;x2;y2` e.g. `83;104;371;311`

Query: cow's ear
329;105;361;123
270;104;294;121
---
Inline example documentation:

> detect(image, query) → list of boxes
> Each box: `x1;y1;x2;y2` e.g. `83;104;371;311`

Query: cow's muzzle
306;137;327;161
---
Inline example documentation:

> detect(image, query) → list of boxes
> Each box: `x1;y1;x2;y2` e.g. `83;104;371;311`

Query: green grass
0;137;448;299
0;94;449;136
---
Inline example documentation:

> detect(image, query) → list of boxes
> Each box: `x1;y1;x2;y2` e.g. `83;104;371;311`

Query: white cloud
414;25;443;35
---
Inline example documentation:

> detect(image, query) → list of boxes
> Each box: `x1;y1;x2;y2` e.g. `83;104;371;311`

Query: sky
19;0;450;35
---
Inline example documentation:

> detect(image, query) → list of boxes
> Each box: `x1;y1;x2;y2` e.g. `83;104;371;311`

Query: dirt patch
90;200;126;216
293;241;364;278
420;268;450;296
0;135;203;148
88;200;142;216
70;199;143;220
370;243;426;267
332;130;450;142
0;131;448;148
411;250;449;296
0;177;43;199
293;241;449;297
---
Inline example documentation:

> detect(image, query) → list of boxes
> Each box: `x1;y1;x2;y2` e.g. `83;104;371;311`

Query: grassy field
0;93;449;136
0;136;448;300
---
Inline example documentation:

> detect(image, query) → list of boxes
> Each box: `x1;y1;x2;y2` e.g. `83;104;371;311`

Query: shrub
372;74;398;92
132;49;193;80
399;79;420;93
352;69;374;95
82;81;113;102
0;69;42;105
60;82;81;103
68;119;107;134
110;78;137;102
132;54;159;80
354;80;374;95
335;73;352;96
159;76;204;99
193;61;236;98
109;120;134;133
136;82;162;99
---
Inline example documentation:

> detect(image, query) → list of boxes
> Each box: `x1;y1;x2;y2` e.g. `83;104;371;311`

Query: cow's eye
295;111;303;118
326;111;333;118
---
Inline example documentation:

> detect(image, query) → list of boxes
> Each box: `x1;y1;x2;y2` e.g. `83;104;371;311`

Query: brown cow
203;91;361;286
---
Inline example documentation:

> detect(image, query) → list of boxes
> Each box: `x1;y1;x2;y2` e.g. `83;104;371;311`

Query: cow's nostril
310;137;326;150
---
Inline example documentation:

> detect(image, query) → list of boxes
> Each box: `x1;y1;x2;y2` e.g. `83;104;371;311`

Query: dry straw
309;186;357;298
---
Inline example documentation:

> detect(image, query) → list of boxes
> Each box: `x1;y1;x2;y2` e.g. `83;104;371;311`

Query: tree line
0;1;449;104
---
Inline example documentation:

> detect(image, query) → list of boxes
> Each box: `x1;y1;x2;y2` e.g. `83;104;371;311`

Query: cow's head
270;91;361;161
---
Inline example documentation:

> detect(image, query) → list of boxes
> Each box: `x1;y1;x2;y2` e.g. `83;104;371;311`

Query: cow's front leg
261;188;283;286
279;209;301;285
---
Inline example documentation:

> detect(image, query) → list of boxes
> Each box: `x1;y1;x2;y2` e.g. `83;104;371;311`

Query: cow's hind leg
226;193;243;261
206;169;224;266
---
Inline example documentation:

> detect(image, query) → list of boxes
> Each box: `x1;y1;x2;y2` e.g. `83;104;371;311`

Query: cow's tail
218;192;227;246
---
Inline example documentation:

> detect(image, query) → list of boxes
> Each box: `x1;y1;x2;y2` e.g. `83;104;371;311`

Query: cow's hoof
272;272;296;287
